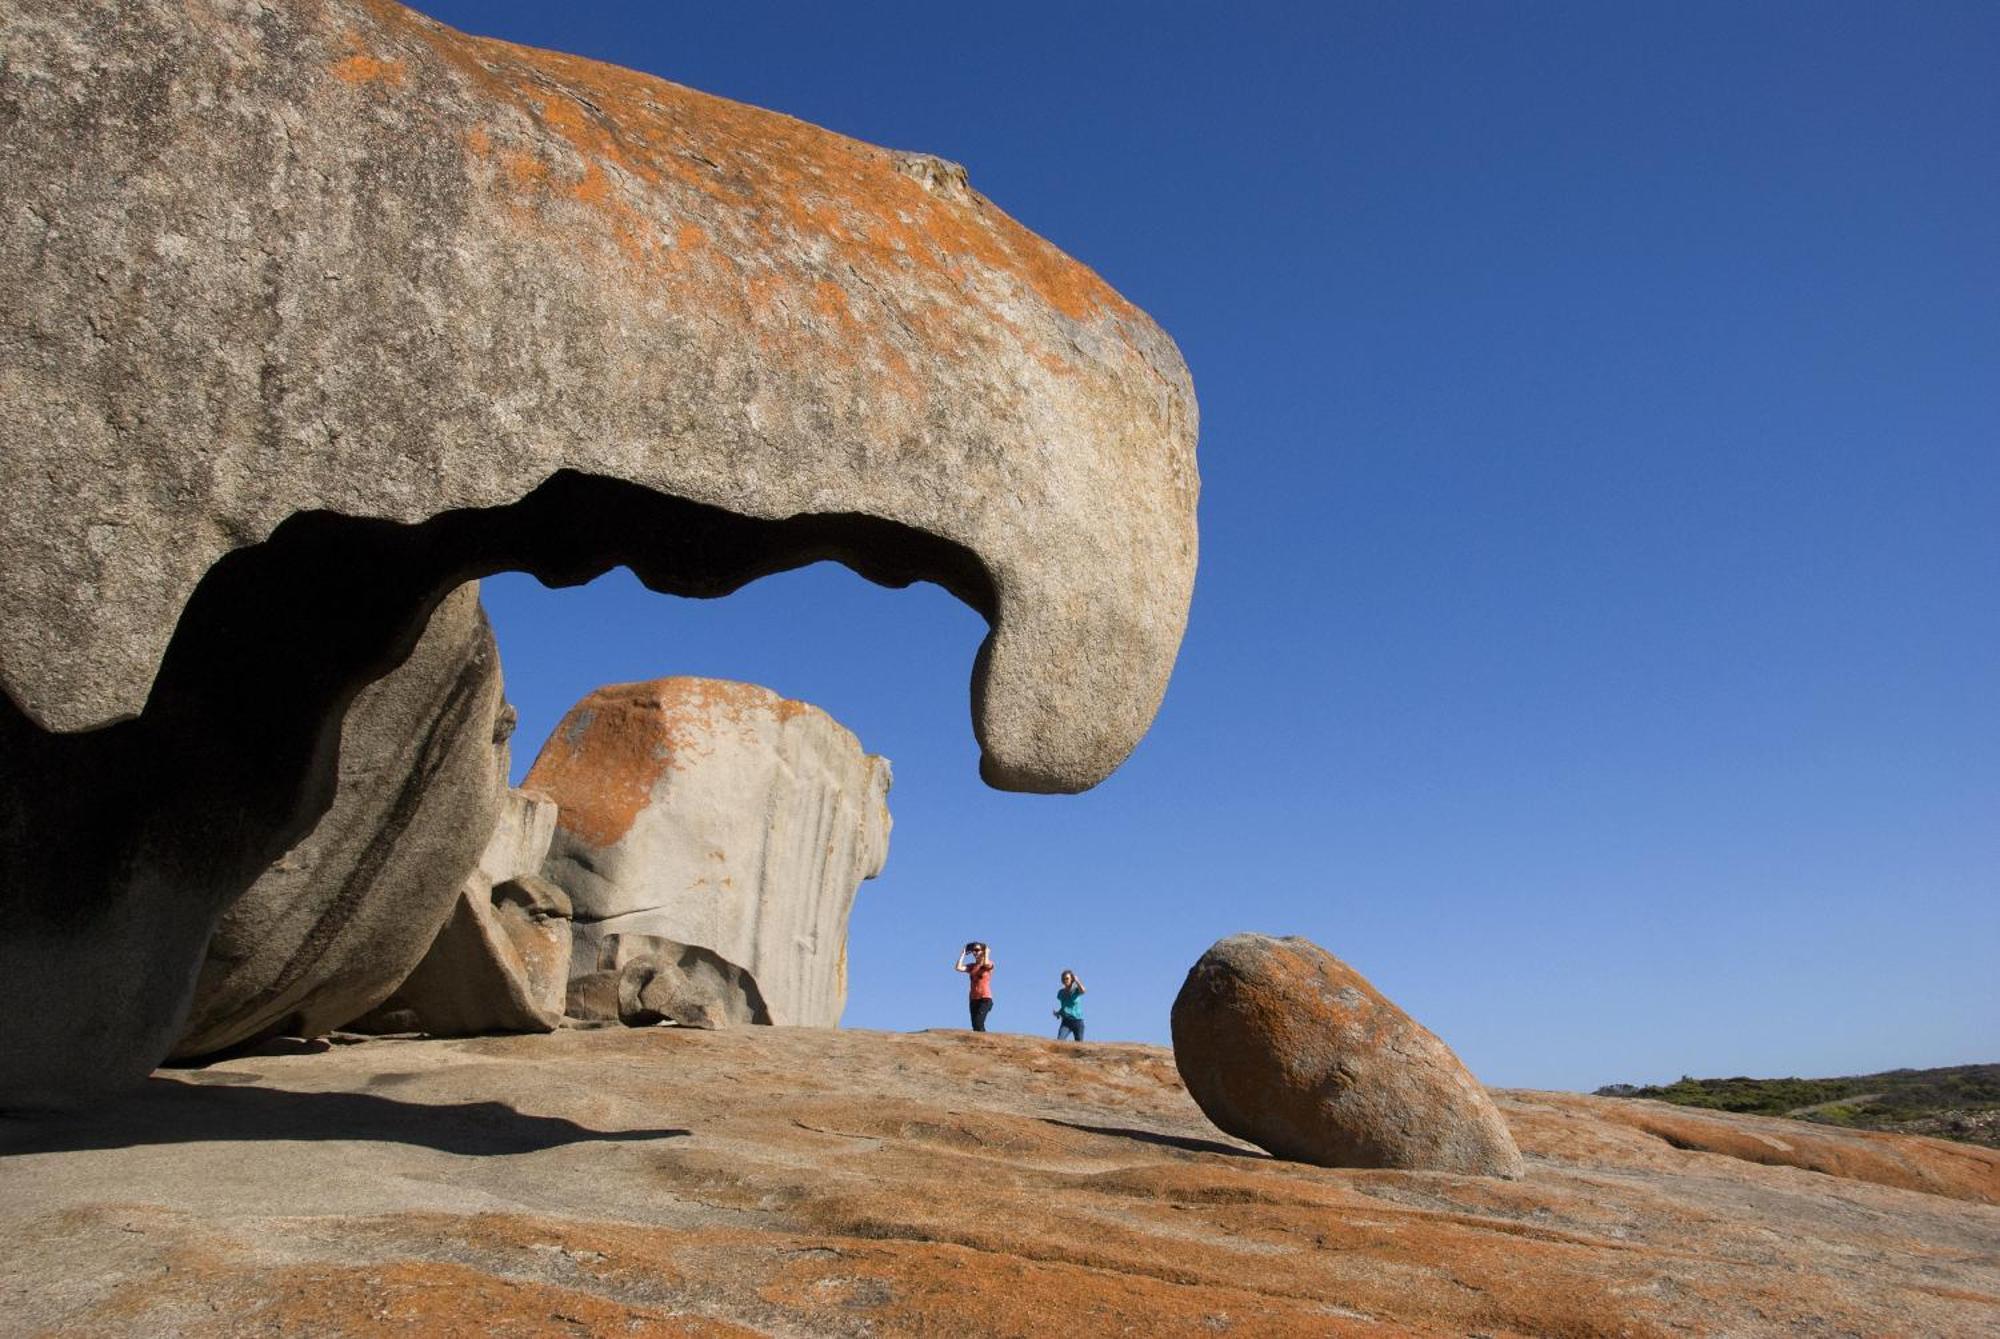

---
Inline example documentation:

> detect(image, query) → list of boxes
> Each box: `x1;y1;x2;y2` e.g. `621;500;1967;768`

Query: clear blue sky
420;1;1998;1090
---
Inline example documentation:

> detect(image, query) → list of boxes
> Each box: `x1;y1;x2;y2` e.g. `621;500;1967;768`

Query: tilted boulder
0;0;1197;1106
352;789;575;1037
531;679;889;1027
170;583;507;1057
1171;934;1525;1177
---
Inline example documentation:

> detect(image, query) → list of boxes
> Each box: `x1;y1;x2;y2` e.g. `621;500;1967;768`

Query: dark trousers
1056;1015;1084;1041
969;997;993;1031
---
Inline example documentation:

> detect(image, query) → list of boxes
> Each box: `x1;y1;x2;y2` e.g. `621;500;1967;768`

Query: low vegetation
1595;1064;2000;1148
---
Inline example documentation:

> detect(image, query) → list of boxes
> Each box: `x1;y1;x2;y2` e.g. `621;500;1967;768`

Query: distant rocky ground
1598;1063;2000;1149
4;1028;1995;1336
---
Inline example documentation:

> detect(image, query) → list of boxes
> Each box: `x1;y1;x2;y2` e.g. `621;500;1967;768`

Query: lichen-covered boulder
1171;934;1525;1177
0;0;1197;1107
530;678;889;1027
172;583;509;1058
352;789;574;1038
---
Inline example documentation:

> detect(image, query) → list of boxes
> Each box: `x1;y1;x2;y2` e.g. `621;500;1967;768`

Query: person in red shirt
953;941;995;1031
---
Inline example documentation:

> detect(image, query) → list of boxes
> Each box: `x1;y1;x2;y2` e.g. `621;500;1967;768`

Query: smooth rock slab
1171;933;1525;1177
172;584;509;1058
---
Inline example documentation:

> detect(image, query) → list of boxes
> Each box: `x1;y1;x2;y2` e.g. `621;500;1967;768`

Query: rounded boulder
1170;934;1525;1177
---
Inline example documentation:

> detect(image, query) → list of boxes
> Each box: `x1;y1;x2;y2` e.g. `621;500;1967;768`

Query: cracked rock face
1171;934;1526;1177
0;0;1196;1105
530;678;890;1028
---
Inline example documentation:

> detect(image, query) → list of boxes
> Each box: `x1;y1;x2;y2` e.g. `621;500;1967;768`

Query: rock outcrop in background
1172;933;1526;1177
566;938;772;1031
172;668;883;1049
530;679;891;1028
0;0;1197;1105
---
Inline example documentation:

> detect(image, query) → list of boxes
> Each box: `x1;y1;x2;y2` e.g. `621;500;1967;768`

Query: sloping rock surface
1;1028;1993;1336
173;584;509;1058
531;678;891;1026
1172;934;1524;1176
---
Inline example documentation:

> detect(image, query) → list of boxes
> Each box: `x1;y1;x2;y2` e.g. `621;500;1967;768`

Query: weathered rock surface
169;583;507;1058
0;0;1198;788
1171;934;1525;1176
565;936;773;1029
0;0;1195;1106
531;678;891;1027
0;1028;1993;1336
353;790;574;1037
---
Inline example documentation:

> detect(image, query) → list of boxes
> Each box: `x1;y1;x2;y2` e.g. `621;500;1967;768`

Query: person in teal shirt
1054;970;1086;1041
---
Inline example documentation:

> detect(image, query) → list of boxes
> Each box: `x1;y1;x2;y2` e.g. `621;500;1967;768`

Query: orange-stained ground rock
1172;933;1525;1177
1;1027;1994;1336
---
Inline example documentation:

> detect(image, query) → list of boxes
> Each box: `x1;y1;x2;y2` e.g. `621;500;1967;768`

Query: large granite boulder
171;585;511;1058
1171;934;1525;1177
530;679;890;1027
353;789;574;1038
0;0;1197;1105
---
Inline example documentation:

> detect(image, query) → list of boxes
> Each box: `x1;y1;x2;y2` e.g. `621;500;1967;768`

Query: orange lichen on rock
9;1028;1999;1337
524;679;815;849
359;0;1137;354
331;52;405;85
330;26;406;86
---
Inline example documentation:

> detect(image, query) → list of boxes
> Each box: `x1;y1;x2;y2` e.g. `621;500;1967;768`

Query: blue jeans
1056;1015;1084;1041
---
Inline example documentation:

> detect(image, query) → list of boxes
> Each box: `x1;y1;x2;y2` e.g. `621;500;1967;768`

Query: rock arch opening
0;471;994;1105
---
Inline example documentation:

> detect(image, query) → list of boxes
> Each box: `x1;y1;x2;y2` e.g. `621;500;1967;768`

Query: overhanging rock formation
530;679;892;1028
0;0;1197;1106
0;0;1199;787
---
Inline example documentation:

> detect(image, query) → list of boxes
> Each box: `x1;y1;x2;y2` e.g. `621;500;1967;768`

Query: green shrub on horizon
1607;1064;2000;1139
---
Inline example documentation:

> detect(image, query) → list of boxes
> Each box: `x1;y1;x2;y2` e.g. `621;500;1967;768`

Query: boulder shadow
0;1078;689;1157
1048;1119;1268;1160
